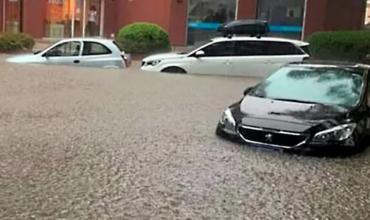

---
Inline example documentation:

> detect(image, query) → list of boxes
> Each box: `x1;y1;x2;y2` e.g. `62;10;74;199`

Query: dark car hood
236;96;350;133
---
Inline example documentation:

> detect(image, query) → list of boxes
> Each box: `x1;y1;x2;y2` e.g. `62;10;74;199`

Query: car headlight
312;123;357;142
220;108;236;127
146;60;161;66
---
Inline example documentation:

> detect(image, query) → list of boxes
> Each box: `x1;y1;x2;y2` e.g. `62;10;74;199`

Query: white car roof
211;36;309;47
58;38;114;44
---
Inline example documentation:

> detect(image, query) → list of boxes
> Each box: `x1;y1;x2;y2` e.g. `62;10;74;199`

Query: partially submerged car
141;36;309;77
7;38;130;69
216;62;370;152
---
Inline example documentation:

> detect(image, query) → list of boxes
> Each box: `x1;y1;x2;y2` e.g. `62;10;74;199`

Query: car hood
235;96;350;133
6;54;39;63
142;52;187;62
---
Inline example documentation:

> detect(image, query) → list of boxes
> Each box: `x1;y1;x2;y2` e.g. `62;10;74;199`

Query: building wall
168;0;187;45
303;0;366;39
22;0;46;38
237;0;257;19
0;0;3;32
115;0;171;36
325;0;366;31
0;0;367;45
104;0;118;38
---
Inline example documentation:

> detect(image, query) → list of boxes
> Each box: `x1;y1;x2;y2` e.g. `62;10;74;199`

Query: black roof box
217;19;269;37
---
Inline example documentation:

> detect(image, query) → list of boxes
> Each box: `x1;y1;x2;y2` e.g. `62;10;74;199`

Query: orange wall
237;0;257;19
22;0;46;38
116;0;171;35
304;0;366;39
0;0;3;32
104;0;118;38
168;0;187;45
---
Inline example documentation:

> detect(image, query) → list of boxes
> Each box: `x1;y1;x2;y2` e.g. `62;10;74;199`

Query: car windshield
252;66;365;108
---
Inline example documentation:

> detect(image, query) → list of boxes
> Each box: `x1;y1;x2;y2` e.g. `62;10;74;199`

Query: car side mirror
194;50;205;58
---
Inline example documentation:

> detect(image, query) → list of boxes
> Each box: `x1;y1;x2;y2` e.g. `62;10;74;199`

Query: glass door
45;0;104;38
187;0;237;45
257;0;305;39
45;0;74;38
5;0;22;33
73;0;103;37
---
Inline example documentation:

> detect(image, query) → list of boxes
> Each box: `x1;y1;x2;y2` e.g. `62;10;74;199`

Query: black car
216;62;370;152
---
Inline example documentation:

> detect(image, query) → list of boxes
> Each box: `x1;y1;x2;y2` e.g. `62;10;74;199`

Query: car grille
237;126;307;148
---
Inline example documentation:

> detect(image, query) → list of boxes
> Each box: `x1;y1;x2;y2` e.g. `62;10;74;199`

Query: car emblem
265;133;273;143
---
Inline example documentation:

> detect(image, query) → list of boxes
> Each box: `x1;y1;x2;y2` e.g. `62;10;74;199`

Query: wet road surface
0;60;370;219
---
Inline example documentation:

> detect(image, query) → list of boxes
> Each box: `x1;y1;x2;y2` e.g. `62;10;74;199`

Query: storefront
257;0;305;39
0;0;367;46
1;0;105;38
187;0;306;45
187;0;237;45
45;0;105;38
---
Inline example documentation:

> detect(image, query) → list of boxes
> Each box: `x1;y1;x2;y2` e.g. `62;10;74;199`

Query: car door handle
73;60;80;64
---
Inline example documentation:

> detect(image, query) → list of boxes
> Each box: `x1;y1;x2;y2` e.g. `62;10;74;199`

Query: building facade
0;0;367;46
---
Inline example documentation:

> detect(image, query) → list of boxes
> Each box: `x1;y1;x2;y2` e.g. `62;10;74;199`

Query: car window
82;42;112;56
234;41;266;56
46;41;81;57
201;41;235;57
266;41;305;55
235;41;304;56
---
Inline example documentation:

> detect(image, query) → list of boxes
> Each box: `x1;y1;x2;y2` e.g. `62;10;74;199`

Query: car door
262;41;309;73
42;41;82;66
231;41;307;77
185;41;235;75
80;41;123;68
230;41;269;77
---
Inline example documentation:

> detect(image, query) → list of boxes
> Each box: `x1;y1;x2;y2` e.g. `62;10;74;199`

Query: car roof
59;38;114;44
211;36;309;47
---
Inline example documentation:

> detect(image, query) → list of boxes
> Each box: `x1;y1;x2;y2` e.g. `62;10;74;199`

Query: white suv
141;36;310;77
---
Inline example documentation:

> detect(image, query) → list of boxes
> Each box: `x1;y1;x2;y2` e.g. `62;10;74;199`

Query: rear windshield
252;66;364;108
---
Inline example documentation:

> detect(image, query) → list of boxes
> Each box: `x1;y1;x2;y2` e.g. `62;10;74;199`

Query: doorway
3;0;23;33
45;0;104;38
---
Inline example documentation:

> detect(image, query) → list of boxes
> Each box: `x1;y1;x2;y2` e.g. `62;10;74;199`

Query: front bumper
215;123;360;153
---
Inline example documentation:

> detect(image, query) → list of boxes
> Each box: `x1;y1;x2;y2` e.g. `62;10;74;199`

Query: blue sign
188;21;302;33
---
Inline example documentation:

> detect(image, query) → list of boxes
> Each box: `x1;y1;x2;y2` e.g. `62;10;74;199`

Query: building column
22;0;46;38
236;0;257;19
1;0;5;32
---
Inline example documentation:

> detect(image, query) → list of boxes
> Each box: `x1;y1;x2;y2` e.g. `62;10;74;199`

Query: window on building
82;42;112;56
257;0;305;39
45;0;74;38
187;0;237;45
5;0;22;33
46;41;81;57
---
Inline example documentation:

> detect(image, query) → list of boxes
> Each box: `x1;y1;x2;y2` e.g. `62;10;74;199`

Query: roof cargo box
218;19;269;37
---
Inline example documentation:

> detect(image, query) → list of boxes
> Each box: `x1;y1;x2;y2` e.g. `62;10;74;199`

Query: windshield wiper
271;98;323;105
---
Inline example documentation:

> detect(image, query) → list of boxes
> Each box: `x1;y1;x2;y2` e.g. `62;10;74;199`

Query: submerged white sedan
141;36;310;77
7;38;130;69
